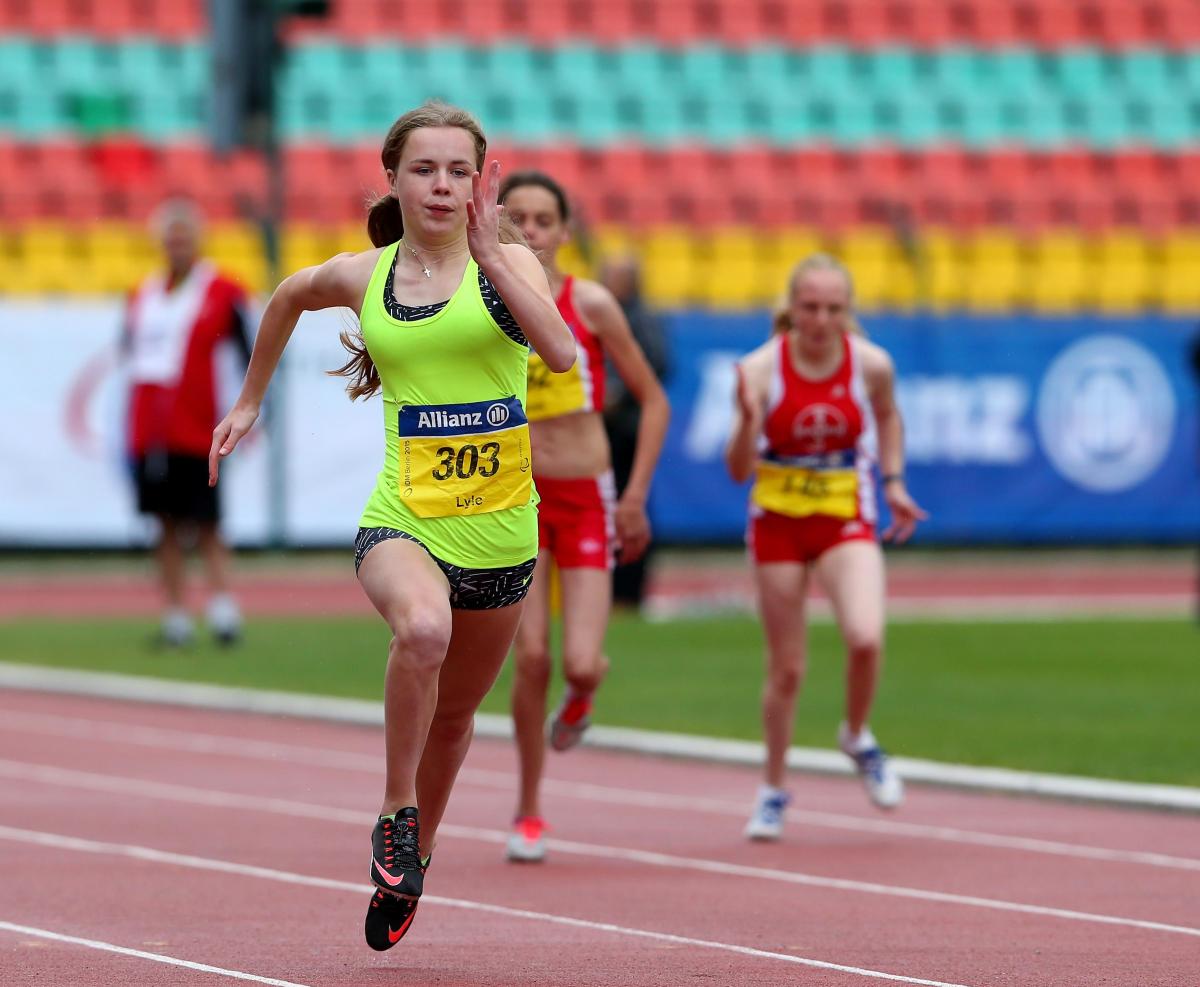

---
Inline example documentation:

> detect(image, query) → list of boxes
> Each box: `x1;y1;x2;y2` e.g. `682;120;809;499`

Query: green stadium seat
546;44;604;97
886;93;942;147
679;44;728;92
178;43;208;90
0;41;38;88
863;48;921;96
614;44;668;95
763;94;813;145
1118;49;1173;101
1083;98;1133;150
987;47;1043;100
944;95;1003;148
929;46;984;95
1053;49;1109;98
1143;99;1191;149
828;96;875;147
48;38;113;92
799;46;854;92
1020;98;1070;149
13;90;60;137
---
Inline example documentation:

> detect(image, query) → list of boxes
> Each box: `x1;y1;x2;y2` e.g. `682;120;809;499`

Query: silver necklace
400;239;432;279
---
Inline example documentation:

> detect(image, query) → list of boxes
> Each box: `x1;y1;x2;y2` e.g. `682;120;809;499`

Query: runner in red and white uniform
122;200;252;647
499;171;670;862
727;254;927;839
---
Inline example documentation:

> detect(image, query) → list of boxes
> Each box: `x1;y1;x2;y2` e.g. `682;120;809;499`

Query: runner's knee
387;611;452;672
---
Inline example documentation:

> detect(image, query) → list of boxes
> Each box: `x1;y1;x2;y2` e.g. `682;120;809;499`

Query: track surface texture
1;690;1197;986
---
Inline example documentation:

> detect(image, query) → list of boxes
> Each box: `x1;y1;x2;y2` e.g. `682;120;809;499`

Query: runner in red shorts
498;171;670;862
727;254;927;840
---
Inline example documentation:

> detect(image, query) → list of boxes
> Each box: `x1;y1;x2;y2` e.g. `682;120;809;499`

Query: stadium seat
961;229;1024;309
1156;232;1200;309
1091;231;1152;311
1027;232;1089;310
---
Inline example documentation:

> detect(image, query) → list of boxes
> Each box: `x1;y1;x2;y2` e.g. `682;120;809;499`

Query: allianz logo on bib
417;410;484;429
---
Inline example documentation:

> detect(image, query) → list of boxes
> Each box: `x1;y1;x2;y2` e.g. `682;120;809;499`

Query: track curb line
1;661;1196;812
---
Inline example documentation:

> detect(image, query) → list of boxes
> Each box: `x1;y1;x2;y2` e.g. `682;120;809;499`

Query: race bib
751;461;859;519
398;397;532;518
525;350;587;422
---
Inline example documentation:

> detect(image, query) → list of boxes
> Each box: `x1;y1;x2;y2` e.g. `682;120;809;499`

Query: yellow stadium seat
961;230;1024;311
1027;233;1088;312
1091;231;1151;313
85;224;151;294
282;226;332;275
640;228;699;307
206;223;267;292
1156;234;1200;311
19;224;78;294
698;229;773;308
333;224;371;257
914;230;964;309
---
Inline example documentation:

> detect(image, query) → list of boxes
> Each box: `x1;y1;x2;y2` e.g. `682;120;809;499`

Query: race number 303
398;396;531;518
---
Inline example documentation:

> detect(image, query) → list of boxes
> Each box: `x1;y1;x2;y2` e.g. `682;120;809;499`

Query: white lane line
1;758;1196;940
0;824;973;987
3;708;1197;873
0;919;311;986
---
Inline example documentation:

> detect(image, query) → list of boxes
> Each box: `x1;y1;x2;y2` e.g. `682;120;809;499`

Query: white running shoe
206;593;242;647
158;607;194;648
744;785;791;841
839;723;904;810
505;816;547;862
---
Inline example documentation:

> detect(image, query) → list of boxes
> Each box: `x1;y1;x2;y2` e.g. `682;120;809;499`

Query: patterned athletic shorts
354;527;536;611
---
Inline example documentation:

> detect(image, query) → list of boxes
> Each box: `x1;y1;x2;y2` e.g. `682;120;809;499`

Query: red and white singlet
123;262;250;458
524;276;615;570
748;332;878;563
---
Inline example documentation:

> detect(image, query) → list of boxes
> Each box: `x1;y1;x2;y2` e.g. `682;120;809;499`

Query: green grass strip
1;613;1195;787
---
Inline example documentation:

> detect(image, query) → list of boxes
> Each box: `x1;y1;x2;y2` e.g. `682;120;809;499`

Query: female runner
726;254;926;840
209;102;575;945
498;171;670;862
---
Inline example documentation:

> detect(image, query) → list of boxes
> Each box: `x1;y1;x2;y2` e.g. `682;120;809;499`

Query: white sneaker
505;816;547;862
158;608;194;648
839;723;904;810
744;785;791;841
206;593;242;646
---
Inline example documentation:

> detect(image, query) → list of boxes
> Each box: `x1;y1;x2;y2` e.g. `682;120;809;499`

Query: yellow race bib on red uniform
398;397;532;519
524;351;588;422
751;460;859;520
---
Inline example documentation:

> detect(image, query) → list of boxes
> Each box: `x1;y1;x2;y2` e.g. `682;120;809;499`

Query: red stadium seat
842;0;894;45
147;0;204;40
524;0;573;45
967;0;1021;43
903;0;957;45
1089;0;1154;45
583;0;634;44
769;0;825;44
651;0;706;45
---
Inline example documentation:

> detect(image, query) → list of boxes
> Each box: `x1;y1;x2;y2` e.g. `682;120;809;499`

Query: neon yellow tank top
357;242;537;568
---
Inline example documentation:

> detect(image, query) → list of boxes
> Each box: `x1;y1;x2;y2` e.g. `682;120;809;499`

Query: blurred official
121;200;252;646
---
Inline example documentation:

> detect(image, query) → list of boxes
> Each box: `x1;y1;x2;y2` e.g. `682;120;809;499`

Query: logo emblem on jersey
486;402;510;427
1036;335;1175;493
792;404;849;454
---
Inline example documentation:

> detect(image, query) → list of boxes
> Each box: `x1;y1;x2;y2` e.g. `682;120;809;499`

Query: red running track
1;689;1198;986
1;559;1194;618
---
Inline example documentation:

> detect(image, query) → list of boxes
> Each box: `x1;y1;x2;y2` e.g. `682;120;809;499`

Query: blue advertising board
649;313;1200;545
